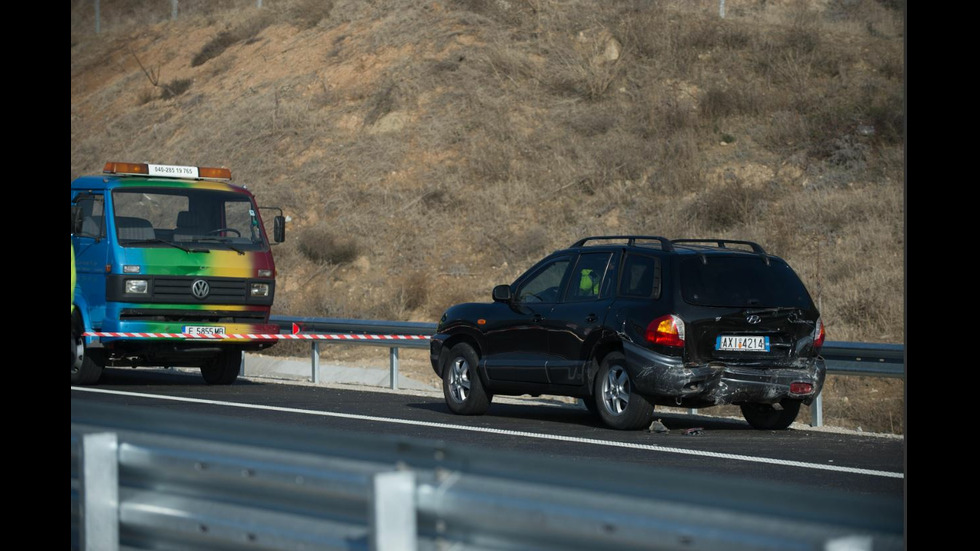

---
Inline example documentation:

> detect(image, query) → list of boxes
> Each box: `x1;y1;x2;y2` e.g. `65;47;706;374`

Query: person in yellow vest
579;268;599;296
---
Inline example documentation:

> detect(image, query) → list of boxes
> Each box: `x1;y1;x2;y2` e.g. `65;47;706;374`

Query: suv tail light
790;382;814;395
813;317;826;351
646;314;685;348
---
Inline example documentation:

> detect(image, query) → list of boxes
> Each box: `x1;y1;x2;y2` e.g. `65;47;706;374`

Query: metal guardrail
71;400;903;551
270;316;432;389
821;341;905;377
809;340;905;426
272;315;435;340
268;316;905;427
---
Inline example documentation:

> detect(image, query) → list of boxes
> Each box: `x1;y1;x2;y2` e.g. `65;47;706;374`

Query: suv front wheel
442;343;492;415
594;352;654;430
740;399;802;430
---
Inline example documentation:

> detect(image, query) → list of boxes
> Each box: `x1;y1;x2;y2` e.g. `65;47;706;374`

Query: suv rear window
679;256;813;308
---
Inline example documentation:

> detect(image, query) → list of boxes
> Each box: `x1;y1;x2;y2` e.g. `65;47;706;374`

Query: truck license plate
715;335;769;352
183;326;226;335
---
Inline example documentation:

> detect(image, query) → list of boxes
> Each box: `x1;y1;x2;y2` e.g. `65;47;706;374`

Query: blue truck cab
71;162;286;385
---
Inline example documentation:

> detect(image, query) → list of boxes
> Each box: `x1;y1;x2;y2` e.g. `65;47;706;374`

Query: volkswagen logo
191;279;210;299
746;315;762;324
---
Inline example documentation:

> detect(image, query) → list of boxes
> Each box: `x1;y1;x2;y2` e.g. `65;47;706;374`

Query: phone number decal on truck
148;164;200;178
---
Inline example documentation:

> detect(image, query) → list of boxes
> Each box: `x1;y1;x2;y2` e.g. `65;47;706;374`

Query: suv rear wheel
740;399;802;430
595;353;654;430
442;343;491;415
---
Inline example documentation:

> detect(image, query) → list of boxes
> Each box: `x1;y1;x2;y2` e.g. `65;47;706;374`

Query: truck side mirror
71;205;83;235
492;285;512;303
273;215;286;243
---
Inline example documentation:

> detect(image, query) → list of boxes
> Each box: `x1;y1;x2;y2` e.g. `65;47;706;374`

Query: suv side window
619;253;661;299
565;252;613;302
517;258;570;304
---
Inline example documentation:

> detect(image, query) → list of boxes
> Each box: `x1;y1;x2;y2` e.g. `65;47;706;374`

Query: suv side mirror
273;215;286;243
492;285;512;303
71;205;83;235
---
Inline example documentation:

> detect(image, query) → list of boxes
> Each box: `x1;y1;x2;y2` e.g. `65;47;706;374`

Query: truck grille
107;275;274;306
154;277;247;302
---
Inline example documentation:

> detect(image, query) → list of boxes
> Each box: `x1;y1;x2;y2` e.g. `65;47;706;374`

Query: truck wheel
441;343;491;415
740;399;802;430
594;353;654;430
201;349;241;385
71;317;104;386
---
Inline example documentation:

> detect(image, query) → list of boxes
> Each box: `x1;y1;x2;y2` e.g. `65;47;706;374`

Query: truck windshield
111;188;268;251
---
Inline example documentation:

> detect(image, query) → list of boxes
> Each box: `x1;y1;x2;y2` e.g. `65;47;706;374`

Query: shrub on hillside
298;226;359;265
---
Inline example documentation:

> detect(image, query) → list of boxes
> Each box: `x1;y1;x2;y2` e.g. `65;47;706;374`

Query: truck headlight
250;283;270;297
126;279;148;294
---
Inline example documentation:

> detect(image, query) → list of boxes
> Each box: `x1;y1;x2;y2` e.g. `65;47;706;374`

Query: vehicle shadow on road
93;368;263;387
406;400;605;428
405;400;752;432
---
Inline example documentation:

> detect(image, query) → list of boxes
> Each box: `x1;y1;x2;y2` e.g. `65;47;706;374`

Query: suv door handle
585;314;597;323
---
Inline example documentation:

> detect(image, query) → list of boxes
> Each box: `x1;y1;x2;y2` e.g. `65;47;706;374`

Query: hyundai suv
430;236;826;430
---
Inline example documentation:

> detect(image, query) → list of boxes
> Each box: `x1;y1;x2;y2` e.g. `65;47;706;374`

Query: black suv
430;236;826;430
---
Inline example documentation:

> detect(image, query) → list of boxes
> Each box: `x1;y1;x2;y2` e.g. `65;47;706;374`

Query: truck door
71;193;109;327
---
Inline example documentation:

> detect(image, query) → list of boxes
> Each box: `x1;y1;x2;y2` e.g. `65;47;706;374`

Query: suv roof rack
571;235;674;252
671;239;767;255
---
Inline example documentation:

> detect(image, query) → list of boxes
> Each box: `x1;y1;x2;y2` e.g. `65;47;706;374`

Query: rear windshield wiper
743;306;803;316
121;238;209;254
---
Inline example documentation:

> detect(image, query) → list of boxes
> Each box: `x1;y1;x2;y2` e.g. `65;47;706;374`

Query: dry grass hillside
71;0;905;432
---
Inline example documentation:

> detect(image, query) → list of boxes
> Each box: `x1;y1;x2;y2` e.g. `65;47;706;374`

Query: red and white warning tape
83;332;430;342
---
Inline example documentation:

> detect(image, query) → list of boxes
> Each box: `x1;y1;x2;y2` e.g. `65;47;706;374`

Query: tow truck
71;162;285;385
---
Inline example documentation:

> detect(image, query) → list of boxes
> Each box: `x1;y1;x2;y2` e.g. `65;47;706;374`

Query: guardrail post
371;471;416;551
811;394;824;427
82;432;119;551
171;0;178;21
94;0;101;34
389;347;399;390
688;408;698;416
239;350;245;378
312;341;320;384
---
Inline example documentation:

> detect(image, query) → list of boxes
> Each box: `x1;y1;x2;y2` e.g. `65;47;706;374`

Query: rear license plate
183;326;226;335
715;335;770;352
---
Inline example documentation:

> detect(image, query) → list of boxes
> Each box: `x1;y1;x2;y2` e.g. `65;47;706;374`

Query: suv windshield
112;188;268;251
679;256;813;308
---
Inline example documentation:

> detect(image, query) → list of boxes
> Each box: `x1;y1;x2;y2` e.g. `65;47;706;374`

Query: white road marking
72;387;903;479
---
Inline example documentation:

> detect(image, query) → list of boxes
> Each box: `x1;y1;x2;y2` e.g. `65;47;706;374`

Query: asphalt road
71;367;905;498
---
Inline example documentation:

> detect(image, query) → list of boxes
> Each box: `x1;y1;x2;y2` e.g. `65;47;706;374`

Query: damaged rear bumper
623;341;826;408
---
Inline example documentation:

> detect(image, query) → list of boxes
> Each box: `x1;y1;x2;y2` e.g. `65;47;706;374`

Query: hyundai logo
191;279;210;299
746;315;762;324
